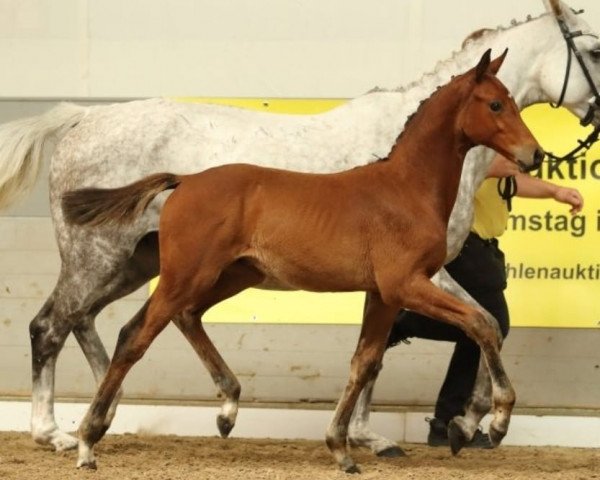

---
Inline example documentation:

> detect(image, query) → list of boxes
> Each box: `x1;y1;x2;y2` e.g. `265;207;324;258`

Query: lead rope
497;176;517;212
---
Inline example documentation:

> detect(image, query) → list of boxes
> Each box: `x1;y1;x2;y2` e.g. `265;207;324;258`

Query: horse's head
538;0;600;126
458;50;544;172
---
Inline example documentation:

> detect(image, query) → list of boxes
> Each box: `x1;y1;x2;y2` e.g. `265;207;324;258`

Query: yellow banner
503;104;600;328
149;99;599;328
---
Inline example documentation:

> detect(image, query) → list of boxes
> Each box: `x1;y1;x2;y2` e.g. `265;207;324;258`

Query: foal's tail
0;103;88;210
62;173;181;227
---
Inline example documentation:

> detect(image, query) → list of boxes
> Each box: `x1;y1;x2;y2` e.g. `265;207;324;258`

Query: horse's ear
475;49;492;83
542;0;563;18
488;48;508;76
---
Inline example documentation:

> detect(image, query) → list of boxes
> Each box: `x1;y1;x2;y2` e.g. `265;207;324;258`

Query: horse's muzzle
519;148;544;173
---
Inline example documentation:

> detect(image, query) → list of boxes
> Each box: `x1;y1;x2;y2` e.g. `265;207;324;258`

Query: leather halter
547;11;600;163
499;11;600;210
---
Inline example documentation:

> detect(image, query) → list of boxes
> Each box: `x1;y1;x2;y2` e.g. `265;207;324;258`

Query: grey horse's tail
0;102;88;210
62;173;181;227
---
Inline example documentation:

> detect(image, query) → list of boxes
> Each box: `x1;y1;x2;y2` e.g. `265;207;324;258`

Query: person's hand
486;154;521;178
554;186;583;215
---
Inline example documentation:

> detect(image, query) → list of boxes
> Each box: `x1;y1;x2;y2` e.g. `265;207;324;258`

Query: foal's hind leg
173;261;264;438
326;292;397;473
77;296;173;469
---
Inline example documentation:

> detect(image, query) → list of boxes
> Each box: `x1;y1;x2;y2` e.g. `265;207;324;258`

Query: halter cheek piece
551;13;600;123
499;10;600;210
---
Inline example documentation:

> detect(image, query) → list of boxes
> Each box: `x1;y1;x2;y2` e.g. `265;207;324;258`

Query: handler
386;154;584;447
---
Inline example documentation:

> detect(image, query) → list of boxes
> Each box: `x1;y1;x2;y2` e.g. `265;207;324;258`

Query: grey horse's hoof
488;424;505;447
376;445;407;458
447;420;467;456
217;415;234;438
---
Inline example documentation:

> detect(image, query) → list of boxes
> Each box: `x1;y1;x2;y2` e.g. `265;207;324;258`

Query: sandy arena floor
0;432;598;480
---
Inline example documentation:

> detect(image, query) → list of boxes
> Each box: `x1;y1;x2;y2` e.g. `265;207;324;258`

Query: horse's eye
590;49;600;62
489;101;503;112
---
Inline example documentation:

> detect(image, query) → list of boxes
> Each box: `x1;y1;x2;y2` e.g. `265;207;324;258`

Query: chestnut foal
63;50;542;473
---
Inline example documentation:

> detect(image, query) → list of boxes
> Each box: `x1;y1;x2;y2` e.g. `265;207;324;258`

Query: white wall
0;0;598;98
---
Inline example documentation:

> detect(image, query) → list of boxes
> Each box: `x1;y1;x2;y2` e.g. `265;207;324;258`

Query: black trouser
387;232;510;425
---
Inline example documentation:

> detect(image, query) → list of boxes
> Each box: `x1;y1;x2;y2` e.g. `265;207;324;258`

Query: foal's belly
248;255;373;293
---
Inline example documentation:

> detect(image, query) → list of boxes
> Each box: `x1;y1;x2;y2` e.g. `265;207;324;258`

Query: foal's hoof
217;415;234;438
376;445;406;458
77;459;97;470
343;463;361;474
488;424;505;447
447;420;467;456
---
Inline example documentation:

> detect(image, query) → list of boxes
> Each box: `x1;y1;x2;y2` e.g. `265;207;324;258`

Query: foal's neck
382;84;471;222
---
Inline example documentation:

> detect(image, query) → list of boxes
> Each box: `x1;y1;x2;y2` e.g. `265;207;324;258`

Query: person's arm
486;154;583;214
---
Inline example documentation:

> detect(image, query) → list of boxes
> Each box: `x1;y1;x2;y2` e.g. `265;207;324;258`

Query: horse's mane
400;12;547;95
367;11;549;162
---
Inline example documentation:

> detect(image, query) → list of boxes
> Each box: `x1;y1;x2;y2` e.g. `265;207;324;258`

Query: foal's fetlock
216;399;238;438
326;429;360;473
77;441;97;470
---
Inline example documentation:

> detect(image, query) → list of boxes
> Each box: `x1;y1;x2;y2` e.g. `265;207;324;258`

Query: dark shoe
426;417;493;449
427;417;450;447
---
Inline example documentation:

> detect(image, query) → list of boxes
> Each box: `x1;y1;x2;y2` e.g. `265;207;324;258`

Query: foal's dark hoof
447;420;467;456
217;415;234;438
343;464;361;474
376;445;406;458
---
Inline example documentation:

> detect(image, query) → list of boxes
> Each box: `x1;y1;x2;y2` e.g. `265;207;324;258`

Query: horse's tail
62;173;181;227
0;102;88;210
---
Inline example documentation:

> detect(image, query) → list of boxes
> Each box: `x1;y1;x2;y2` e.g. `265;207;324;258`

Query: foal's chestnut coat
63;50;542;472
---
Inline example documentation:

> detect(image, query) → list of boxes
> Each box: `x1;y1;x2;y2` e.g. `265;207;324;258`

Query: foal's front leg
326;292;396;473
398;276;515;451
434;268;500;453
